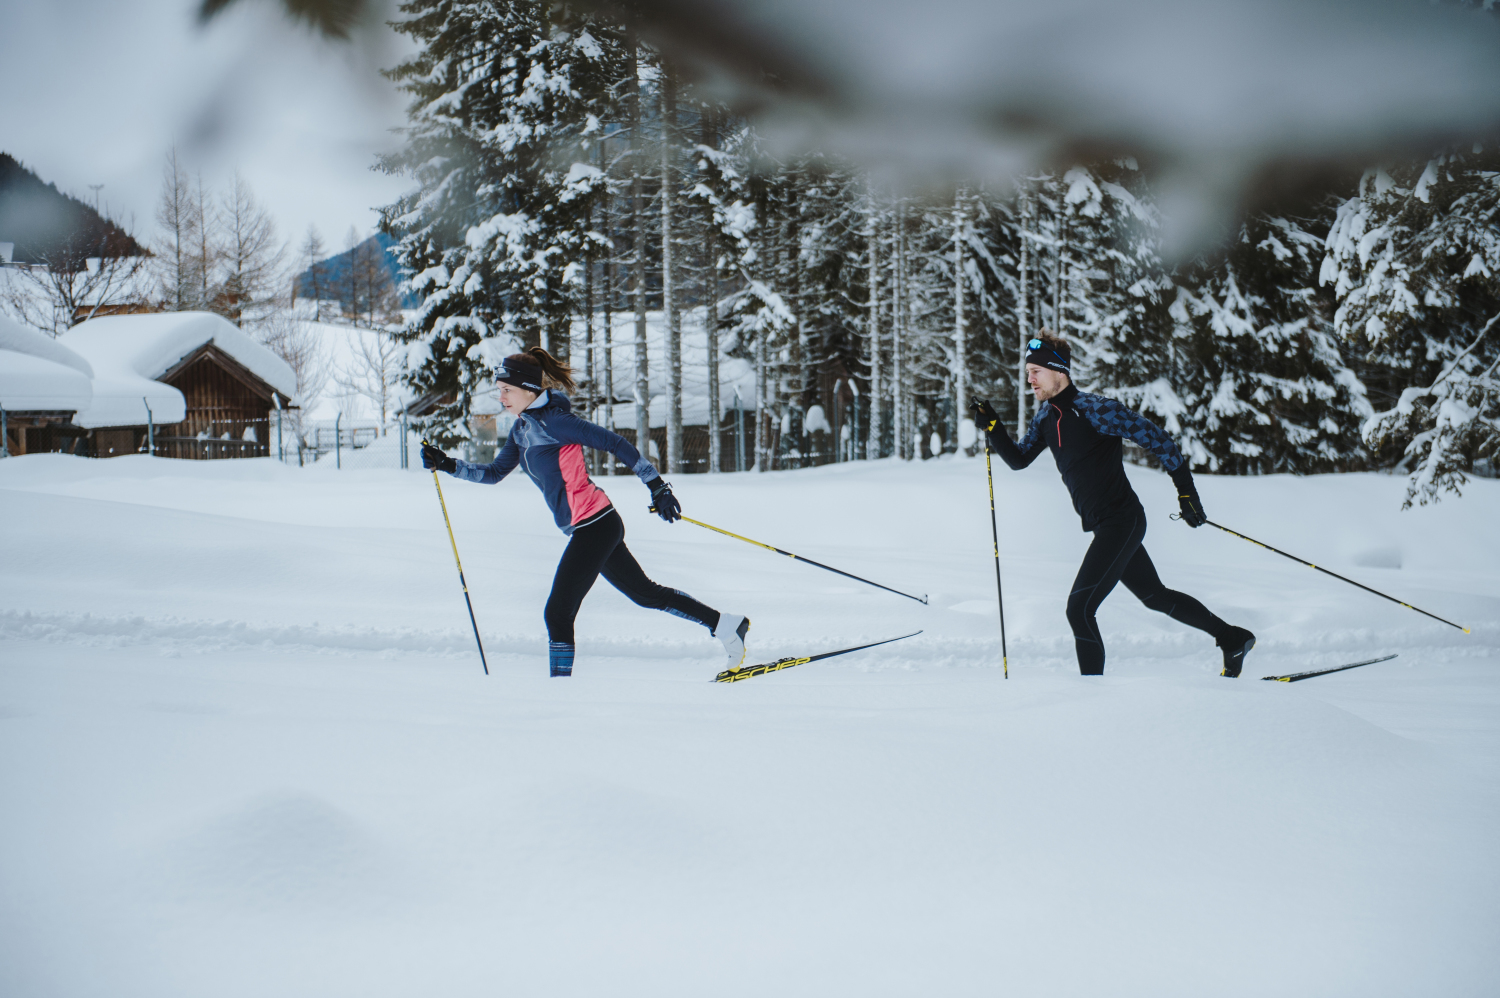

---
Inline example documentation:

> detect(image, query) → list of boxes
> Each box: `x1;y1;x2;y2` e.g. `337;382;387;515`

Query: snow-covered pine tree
380;0;625;443
1057;163;1189;459
1165;208;1370;474
1323;147;1500;504
781;155;867;464
949;186;1021;450
679;103;761;470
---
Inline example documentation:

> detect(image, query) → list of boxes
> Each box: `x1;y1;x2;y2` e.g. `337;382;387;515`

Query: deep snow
1;453;1496;997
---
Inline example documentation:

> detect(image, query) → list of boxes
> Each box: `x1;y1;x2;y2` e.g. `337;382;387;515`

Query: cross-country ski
1262;654;1400;683
715;631;923;682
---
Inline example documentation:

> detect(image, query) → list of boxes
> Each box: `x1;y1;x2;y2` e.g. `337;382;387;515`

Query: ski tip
1463;628;1472;634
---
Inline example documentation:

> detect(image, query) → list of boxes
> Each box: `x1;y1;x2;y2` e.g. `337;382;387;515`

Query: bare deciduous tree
155;147;198;311
296;224;329;319
336;328;403;431
220;172;286;327
257;312;329;448
1;234;149;336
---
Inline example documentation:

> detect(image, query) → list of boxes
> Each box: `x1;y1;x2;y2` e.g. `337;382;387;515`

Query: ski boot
1217;627;1256;678
716;613;751;672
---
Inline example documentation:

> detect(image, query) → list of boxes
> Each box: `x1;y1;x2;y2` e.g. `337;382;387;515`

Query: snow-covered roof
59;312;298;429
0;314;94;413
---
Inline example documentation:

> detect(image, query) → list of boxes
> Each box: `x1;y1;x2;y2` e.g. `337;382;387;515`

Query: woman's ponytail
509;346;576;394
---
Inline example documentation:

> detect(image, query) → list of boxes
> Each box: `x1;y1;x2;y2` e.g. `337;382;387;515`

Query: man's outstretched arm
1077;395;1206;526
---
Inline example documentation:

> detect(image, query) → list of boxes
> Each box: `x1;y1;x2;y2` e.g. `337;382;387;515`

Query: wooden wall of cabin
158;356;271;459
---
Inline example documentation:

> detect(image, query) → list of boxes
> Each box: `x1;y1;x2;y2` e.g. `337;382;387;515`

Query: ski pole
424;441;490;674
1183;516;1471;634
984;444;1009;678
658;511;929;605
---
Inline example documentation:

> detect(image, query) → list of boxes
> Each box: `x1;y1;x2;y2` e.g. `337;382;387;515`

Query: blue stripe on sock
549;641;575;677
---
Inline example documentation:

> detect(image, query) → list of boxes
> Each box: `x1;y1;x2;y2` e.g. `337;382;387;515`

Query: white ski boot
716;613;751;672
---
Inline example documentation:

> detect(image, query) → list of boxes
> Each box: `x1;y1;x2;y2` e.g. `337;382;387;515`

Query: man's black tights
544;509;719;645
1066;510;1230;675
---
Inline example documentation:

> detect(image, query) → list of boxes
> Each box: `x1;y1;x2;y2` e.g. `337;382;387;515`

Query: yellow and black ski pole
424;441;489;674
661;511;929;605
984;444;1009;678
1191;517;1471;634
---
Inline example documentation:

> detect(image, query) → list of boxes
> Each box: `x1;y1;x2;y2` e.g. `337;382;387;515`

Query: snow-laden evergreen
381;0;624;443
1163;212;1371;474
373;3;1499;496
1323;149;1500;504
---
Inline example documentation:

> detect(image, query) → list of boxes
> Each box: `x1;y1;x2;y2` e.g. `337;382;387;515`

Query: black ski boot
1217;626;1256;678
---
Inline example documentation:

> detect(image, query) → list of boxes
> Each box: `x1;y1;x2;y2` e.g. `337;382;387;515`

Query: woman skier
421;347;751;677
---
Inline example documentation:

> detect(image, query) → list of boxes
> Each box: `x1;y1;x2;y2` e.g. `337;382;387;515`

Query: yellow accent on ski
716;655;813;683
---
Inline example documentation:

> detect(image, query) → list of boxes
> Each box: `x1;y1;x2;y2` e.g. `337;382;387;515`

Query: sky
0;0;414;262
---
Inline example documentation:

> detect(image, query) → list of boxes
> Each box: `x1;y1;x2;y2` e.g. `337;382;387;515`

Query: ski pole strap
1200;518;1470;634
672;514;929;605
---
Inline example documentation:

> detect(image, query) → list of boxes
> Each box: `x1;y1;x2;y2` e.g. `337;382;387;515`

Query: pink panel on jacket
560;443;613;524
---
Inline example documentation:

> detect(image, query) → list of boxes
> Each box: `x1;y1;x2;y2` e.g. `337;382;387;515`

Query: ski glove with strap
421;442;457;475
969;397;1000;432
645;476;681;523
1170;466;1206;527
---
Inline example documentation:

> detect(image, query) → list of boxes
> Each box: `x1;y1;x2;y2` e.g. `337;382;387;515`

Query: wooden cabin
1;314;95;456
153;341;286;459
58;311;298;460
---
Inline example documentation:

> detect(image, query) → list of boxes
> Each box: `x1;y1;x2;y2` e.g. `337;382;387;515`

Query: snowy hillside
1;455;1496;997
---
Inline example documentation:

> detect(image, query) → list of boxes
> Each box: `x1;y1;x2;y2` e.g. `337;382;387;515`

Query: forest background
381;0;1500;509
5;0;1498;507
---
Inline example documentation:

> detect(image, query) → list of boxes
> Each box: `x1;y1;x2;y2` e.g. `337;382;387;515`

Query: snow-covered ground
1;454;1496;997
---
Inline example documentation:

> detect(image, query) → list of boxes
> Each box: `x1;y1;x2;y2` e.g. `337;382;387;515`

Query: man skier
971;332;1256;677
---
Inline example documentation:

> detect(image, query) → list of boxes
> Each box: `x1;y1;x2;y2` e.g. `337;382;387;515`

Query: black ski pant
1067;508;1231;675
544;509;719;645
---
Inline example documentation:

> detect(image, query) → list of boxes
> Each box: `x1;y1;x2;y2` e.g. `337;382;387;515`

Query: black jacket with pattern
985;383;1188;531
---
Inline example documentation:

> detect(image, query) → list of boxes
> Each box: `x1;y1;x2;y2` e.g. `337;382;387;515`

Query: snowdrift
1;455;1496;997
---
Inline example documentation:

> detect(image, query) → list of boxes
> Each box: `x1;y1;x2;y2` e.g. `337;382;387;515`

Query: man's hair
1034;328;1069;352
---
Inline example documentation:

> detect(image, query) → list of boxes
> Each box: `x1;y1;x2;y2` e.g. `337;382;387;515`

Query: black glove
1170;466;1206;527
970;397;1000;432
421;442;457;474
645;476;681;523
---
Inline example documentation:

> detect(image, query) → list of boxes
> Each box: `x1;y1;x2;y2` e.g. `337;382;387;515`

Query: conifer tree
1323;149;1500;503
1167;211;1369;473
380;0;625;443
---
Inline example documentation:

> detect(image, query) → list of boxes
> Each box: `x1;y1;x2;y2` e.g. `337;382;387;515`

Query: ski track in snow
1;454;1497;997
